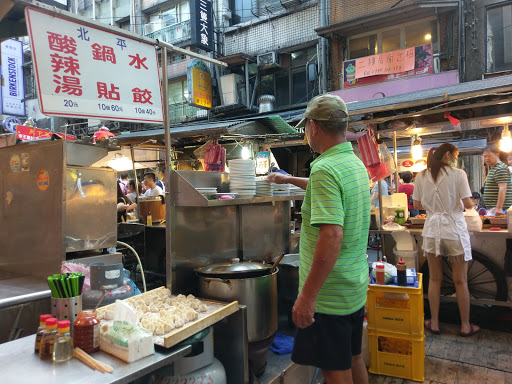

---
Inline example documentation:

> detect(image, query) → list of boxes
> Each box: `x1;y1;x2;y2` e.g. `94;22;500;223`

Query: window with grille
487;3;512;72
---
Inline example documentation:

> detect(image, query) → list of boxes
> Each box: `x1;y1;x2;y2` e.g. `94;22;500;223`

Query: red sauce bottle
73;310;100;353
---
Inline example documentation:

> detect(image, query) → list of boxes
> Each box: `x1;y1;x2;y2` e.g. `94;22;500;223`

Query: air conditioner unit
257;52;280;69
280;0;302;8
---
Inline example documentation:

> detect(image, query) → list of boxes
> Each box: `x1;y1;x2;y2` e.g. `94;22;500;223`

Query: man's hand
266;172;288;184
496;208;503;214
292;293;316;329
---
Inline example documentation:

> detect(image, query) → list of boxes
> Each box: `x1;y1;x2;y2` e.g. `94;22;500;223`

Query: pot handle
202;277;231;285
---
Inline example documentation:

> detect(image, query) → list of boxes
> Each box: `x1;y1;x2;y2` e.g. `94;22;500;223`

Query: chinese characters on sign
355;48;415;79
344;44;433;88
1;39;26;116
190;0;213;52
24;7;163;123
15;125;76;141
187;59;212;109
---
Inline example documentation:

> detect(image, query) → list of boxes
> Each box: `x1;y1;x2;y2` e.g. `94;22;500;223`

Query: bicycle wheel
421;250;508;302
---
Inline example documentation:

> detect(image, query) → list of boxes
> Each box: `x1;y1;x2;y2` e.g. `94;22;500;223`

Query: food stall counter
0;335;192;384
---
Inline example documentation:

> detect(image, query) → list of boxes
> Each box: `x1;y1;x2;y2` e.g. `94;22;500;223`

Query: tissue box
100;321;154;363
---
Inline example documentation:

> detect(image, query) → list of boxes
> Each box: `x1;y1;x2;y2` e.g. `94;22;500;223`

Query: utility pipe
162;46;174;291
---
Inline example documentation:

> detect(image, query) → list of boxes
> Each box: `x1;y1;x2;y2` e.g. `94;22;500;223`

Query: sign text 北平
24;7;164;123
1;39;26;116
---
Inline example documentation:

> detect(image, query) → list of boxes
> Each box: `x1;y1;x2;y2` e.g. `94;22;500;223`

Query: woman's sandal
460;324;480;337
425;319;441;335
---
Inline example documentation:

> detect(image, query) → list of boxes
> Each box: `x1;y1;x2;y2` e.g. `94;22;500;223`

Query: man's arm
292;224;343;329
266;172;309;190
413;199;424;210
371;191;379;206
496;183;507;213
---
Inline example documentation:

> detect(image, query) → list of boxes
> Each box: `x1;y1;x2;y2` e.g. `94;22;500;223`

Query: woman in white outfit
412;143;480;337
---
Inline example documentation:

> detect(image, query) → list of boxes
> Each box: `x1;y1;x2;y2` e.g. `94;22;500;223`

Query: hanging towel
269;333;294;355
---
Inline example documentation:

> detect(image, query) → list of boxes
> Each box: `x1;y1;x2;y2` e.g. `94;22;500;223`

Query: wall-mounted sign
343;44;433;88
190;0;213;52
16;125;76;141
25;7;164;123
397;158;427;173
256;151;270;175
187;59;212;109
1;39;26;116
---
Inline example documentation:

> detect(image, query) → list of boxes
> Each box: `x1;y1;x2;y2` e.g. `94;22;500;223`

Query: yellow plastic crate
367;273;424;336
368;329;425;382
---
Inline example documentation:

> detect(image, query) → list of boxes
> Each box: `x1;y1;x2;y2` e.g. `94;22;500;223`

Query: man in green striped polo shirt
483;145;512;214
267;94;371;384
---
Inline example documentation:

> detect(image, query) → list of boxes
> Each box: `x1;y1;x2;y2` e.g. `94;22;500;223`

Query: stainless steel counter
0;272;51;310
0;335;192;384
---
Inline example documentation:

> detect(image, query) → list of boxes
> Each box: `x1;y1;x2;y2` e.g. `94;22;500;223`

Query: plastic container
147;212;153;226
39;317;58;360
393;247;419;271
73;310;100;354
34;314;52;354
367;273;424;336
397;257;407;286
375;262;385;285
368;329;425;382
53;320;73;363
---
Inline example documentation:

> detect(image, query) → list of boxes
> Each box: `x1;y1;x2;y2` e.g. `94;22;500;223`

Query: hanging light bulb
241;145;251;160
500;125;512;153
411;135;423;161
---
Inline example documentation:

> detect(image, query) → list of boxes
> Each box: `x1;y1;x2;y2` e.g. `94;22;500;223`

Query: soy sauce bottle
397;257;407;286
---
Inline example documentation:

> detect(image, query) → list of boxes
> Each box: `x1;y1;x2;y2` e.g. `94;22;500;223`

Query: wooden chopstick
73;347;113;374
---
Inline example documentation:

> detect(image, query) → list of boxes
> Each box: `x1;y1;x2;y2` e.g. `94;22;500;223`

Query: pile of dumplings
96;288;208;336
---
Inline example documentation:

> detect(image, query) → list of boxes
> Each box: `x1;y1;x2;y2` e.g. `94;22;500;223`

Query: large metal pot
195;259;278;343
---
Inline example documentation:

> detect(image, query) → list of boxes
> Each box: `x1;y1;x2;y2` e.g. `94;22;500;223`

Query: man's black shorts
291;306;365;371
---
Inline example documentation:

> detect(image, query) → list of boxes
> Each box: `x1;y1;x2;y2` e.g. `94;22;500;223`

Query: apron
422;172;472;261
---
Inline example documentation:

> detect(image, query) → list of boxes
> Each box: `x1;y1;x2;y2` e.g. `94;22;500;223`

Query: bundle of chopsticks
73;347;113;373
47;273;85;298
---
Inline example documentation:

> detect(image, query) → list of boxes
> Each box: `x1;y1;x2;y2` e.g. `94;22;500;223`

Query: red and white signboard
397;158;427;173
25;7;164;123
16;125;76;141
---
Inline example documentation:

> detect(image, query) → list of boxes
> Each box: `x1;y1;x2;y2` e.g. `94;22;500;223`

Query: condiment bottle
375;261;386;285
147;212;152;226
35;314;52;354
53;320;73;363
39;317;58;360
73;310;100;354
397;257;407;286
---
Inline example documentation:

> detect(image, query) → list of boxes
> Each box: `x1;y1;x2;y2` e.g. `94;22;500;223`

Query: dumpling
198;303;207;312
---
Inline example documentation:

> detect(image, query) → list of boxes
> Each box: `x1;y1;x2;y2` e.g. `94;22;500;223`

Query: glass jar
73;310;100;354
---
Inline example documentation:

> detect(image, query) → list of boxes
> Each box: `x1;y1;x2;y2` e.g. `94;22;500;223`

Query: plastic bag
371;261;397;284
464;208;482;232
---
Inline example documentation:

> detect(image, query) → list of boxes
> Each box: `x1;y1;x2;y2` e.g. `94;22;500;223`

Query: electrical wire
117;240;146;293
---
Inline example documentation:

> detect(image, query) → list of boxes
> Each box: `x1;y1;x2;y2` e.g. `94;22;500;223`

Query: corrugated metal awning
115;115;298;146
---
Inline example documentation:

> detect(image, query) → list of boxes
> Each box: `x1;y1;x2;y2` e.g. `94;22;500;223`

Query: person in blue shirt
370;179;389;208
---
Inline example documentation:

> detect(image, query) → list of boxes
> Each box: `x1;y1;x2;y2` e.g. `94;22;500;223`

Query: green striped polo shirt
483;162;512;210
299;142;371;315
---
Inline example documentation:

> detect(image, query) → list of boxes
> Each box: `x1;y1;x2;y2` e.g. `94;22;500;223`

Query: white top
413;167;473;260
143;186;164;197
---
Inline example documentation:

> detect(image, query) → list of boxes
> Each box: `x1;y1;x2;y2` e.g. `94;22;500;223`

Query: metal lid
195;258;271;277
